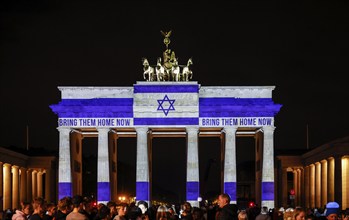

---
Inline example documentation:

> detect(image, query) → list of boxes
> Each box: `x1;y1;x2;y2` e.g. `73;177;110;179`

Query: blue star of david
157;95;175;116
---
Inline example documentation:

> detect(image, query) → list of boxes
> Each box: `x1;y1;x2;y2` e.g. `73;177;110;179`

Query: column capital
97;127;110;132
11;165;19;173
3;163;12;168
262;126;275;132
57;127;71;133
223;126;238;133
186;126;199;134
135;127;149;133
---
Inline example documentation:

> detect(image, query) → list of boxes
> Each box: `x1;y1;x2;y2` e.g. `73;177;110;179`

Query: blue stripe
58;98;133;105
134;118;199;125
97;182;110;201
200;98;274;105
186;182;199;200
58;182;72;199
58;112;133;118
50;98;134;118
262;182;274;200
136;182;149;201
200;98;282;117
224;182;236;201
134;85;199;93
200;110;276;117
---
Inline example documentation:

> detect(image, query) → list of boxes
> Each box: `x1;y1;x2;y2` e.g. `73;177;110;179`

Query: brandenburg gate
50;31;282;208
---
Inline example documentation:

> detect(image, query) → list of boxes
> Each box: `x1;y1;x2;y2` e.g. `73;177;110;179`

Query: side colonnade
0;148;56;211
277;136;349;210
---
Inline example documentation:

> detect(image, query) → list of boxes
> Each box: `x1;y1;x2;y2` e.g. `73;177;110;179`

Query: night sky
0;0;348;202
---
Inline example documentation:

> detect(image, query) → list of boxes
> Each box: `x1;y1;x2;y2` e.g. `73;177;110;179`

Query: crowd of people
1;194;348;220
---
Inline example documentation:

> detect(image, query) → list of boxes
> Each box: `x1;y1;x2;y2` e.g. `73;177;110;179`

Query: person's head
32;197;46;215
83;197;93;212
116;203;128;217
107;201;117;215
326;202;340;220
57;196;72;214
238;210;248;220
156;206;169;220
261;207;268;215
284;208;294;220
293;208;305;220
137;201;148;214
22;201;33;216
72;195;83;209
98;204;110;220
192;207;203;220
128;206;142;220
168;207;176;216
46;203;57;216
181;202;192;215
217;193;230;208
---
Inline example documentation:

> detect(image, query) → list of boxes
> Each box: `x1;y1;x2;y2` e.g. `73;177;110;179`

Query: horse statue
182;57;193;81
171;57;180;81
142;58;156;81
155;57;165;81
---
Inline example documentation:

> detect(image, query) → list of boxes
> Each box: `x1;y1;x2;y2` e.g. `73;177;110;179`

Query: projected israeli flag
133;82;199;126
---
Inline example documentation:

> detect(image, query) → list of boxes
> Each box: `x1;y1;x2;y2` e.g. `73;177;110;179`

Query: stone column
300;168;305;207
97;127;111;204
304;166;310;208
327;158;335;202
0;162;3;212
293;170;298;207
310;164;315;208
37;171;43;198
223;127;237;204
186;127;199;208
297;169;302;206
321;160;327;207
3;163;12;210
343;157;349;210
20;167;27;203
27;169;33;202
261;126;275;209
136;127;150;204
315;162;321;208
57;127;72;199
32;170;38;198
12;165;19;209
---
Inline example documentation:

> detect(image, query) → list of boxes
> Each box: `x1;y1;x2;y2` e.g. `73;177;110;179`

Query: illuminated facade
276;135;349;210
50;82;282;208
0;147;56;211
